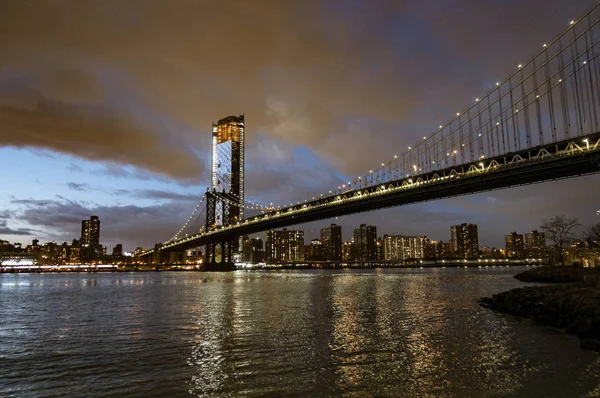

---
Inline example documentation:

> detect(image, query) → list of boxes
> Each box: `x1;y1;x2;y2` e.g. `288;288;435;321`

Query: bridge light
558;79;562;82
423;136;427;140
583;61;587;65
536;95;539;98
475;98;479;102
456;112;460;116
584;138;589;149
382;163;385;166
570;20;575;25
496;82;500;86
518;64;522;68
543;43;547;47
408;146;412;150
478;133;482;137
394;155;398;159
408;179;413;183
496;122;500;125
369;170;373;173
358;176;361;179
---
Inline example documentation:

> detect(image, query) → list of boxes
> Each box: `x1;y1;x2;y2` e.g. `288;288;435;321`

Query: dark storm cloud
1;0;595;178
0;69;204;180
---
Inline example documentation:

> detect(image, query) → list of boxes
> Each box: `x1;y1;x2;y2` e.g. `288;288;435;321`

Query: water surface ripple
1;268;599;397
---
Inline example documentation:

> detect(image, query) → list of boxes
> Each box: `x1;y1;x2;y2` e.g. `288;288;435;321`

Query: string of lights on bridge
257;16;591;210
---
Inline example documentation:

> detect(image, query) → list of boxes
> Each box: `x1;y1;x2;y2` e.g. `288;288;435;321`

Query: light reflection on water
1;268;600;397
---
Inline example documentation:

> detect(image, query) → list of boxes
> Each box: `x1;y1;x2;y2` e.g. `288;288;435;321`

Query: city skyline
1;1;600;252
0;215;558;256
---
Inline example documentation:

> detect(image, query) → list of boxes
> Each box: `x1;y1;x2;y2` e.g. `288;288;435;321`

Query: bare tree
583;222;600;255
540;215;581;266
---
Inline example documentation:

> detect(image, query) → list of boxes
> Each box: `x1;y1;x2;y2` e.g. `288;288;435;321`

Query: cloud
0;220;34;236
67;182;91;192
9;196;197;249
131;189;202;202
0;69;205;180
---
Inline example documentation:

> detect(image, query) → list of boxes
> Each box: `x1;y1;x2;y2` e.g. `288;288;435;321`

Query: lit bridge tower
205;114;245;270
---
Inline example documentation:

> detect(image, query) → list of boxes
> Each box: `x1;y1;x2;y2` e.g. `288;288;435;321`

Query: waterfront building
525;230;546;257
423;238;437;259
450;223;479;258
320;224;342;261
265;229;304;262
342;241;354;261
81;216;100;247
383;235;426;261
243;238;263;263
376;237;384;261
305;239;325;261
80;215;102;262
112;244;123;257
211;114;244;227
505;232;525;258
353;224;377;261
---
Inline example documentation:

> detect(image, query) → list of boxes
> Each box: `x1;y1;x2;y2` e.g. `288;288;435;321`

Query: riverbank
514;265;600;283
481;266;600;350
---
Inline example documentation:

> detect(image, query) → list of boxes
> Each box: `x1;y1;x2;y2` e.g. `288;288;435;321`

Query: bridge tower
205;114;245;270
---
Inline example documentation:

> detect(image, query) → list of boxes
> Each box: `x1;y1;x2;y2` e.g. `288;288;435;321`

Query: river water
1;267;599;397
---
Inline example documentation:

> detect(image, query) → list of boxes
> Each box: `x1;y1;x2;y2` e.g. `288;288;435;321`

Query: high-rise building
450;223;479;258
80;215;101;263
305;239;325;261
342;241;354;261
525;230;546;258
265;229;304;262
423;237;436;259
211;115;244;226
112;244;123;257
80;216;100;247
320;224;342;261
376;237;384;261
353;224;377;261
383;235;426;260
243;238;263;263
505;232;525;258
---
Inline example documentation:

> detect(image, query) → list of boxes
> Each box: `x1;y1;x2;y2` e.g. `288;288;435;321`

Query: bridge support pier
204;239;237;271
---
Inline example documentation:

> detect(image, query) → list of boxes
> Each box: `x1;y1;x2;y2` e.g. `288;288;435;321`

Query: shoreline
0;262;541;273
481;266;600;350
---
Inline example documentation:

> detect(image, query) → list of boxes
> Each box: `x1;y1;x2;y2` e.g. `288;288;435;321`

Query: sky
1;0;599;251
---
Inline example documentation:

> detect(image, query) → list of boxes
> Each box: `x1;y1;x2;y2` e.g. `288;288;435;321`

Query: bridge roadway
150;132;600;254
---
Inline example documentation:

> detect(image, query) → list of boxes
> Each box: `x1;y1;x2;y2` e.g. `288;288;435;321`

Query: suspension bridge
139;4;600;269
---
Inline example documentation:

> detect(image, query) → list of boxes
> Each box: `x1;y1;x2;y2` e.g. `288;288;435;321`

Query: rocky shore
514;265;600;283
481;266;600;350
